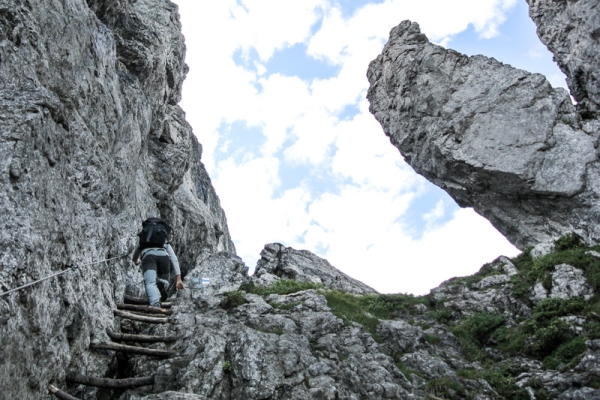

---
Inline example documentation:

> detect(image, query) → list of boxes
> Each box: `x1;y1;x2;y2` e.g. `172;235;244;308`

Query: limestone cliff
0;0;233;397
367;0;600;249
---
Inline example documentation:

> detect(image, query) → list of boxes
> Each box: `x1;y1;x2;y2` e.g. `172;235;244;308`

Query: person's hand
176;276;185;291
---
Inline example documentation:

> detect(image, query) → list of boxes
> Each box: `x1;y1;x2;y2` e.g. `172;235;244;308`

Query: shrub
554;233;583;251
543;337;586;370
452;313;505;346
533;297;586;323
527;318;574;359
221;291;246;310
429;308;454;324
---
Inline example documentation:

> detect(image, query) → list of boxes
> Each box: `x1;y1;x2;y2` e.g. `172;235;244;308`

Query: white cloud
173;0;523;294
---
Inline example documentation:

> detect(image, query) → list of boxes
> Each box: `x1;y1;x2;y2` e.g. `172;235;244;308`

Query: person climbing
132;217;184;307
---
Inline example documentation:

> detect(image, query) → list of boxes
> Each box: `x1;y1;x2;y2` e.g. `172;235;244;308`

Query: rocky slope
366;0;600;249
85;236;600;400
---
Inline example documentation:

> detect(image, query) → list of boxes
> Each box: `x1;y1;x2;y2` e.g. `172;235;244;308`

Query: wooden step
116;303;173;315
66;372;154;388
114;309;170;324
90;341;175;358
48;384;80;400
124;294;173;308
107;328;180;343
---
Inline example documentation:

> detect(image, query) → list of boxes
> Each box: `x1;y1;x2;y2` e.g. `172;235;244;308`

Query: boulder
367;18;600;249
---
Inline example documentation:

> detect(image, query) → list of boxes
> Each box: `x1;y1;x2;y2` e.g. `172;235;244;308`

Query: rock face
253;243;377;295
367;14;600;249
114;241;600;400
0;0;233;397
527;0;600;117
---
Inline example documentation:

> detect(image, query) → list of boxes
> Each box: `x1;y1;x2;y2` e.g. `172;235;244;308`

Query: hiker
132;217;184;307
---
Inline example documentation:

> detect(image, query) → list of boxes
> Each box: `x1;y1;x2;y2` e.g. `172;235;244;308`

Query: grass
425;377;466;398
511;235;600;304
456;368;530;399
240;280;432;344
239;279;324;296
323;291;382;342
270;301;301;310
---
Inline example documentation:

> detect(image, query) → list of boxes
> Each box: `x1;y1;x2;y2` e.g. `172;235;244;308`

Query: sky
171;0;566;295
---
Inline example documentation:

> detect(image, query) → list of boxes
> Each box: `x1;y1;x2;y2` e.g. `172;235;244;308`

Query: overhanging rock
367;18;600;249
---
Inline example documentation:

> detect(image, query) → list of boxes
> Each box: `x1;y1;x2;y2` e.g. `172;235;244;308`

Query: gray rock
254;243;377;294
377;319;423;354
473;274;511;290
530;282;550;305
400;350;457;381
0;0;233;397
184;252;249;296
367;19;600;249
136;287;418;400
587;250;600;260
551;264;593;300
531;242;556;258
526;0;600;117
559;387;600;400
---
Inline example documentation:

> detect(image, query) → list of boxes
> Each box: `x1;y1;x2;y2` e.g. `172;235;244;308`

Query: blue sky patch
232;43;340;81
334;0;386;18
264;43;341;80
214;120;266;164
338;102;361;120
448;1;565;86
400;183;459;240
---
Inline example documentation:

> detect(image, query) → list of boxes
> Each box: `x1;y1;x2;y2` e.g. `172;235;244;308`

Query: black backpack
138;218;171;249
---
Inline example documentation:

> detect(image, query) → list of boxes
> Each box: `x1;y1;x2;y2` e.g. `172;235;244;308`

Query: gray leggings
141;254;171;307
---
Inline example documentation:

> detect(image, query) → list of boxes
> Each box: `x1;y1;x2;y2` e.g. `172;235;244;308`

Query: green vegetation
543;337;586;370
395;361;420;382
452;313;505;346
323;291;382;341
233;235;600;396
239;279;324;295
511;236;600;303
423;333;442;345
222;360;232;372
270;301;301;310
428;307;454;324
425;377;466;398
457;368;530;399
221;291;246;310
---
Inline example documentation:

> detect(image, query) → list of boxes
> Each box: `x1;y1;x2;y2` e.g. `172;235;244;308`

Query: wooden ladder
49;296;180;399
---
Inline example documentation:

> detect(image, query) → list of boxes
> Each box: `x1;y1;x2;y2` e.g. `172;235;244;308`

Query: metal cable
0;254;130;297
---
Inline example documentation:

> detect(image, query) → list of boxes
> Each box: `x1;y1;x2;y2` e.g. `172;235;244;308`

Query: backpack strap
145;225;155;242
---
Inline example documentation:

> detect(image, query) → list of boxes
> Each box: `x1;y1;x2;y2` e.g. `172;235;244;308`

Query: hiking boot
157;281;168;302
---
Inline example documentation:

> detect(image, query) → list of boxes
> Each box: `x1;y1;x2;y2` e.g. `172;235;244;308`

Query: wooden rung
48;384;80;400
66;372;154;388
116;303;173;315
123;294;173;308
107;329;180;343
114;309;170;324
90;342;175;358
